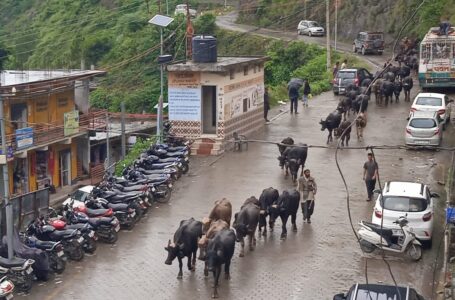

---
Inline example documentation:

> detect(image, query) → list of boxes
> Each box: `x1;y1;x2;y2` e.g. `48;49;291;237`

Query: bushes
114;137;155;176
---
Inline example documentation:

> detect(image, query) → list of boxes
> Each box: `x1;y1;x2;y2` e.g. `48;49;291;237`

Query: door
202;86;217;134
59;150;71;186
11;103;28;130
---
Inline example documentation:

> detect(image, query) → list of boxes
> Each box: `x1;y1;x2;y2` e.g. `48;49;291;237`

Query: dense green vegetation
114;137;154;175
238;0;454;40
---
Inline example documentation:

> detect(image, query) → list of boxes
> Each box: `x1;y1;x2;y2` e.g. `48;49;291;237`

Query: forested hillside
238;0;455;41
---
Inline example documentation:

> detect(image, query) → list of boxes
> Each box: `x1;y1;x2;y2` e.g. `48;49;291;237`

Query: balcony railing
2;109;108;152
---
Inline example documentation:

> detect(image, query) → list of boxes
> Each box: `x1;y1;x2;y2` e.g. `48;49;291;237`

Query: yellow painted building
0;70;106;196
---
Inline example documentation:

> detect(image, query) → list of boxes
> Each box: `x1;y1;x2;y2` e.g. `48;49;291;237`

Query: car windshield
367;34;383;40
415;97;442;106
308;21;320;27
72;190;88;202
381;196;427;212
355;285;408;300
337;72;356;79
409;118;437;128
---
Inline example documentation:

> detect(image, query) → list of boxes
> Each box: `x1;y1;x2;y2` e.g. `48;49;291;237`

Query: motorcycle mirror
430;192;440;198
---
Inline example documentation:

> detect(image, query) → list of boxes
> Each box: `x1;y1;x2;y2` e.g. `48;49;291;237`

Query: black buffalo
402;76;413;102
206;229;236;298
393;80;402;103
398;65;411;79
283;144;308;182
320;110;342;144
233;197;260;257
269;189;300;240
165;218;202;279
258;187;279;236
381;80;394;105
352;94;369;114
278;137;294;169
334;120;352;147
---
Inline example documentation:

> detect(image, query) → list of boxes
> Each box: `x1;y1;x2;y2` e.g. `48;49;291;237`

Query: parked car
332;68;373;95
174;4;196;17
353;31;385;55
410;92;453;129
334;283;425;300
371;181;438;246
405;111;443;147
297;20;325;36
66;185;93;204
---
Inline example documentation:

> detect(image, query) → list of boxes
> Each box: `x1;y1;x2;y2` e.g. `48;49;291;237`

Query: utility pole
186;0;193;60
105;111;110;174
121;102;126;160
325;0;331;71
156;0;164;142
304;0;307;20
0;95;13;260
334;0;338;51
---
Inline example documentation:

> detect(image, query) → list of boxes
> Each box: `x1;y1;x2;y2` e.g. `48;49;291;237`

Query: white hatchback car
371;181;438;245
297;20;325;36
405;111;443;146
410;93;452;129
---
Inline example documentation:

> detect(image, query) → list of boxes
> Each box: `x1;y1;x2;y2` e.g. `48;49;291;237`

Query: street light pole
326;0;331;71
334;0;338;51
158;27;164;142
0;95;13;260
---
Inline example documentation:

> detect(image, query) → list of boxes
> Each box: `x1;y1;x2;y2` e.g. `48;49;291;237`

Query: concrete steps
191;138;225;156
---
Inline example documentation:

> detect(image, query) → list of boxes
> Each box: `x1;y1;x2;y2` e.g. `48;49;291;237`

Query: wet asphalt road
19;85;453;300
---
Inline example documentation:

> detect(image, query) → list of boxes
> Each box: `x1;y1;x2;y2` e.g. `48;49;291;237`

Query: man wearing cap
297;169;317;223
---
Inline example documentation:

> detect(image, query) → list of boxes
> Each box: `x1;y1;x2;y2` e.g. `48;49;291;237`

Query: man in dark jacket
302;80;311;107
288;85;299;114
264;87;270;122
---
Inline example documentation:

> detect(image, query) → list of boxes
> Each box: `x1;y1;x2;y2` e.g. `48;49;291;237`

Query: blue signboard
16;127;34;150
0;146;15;161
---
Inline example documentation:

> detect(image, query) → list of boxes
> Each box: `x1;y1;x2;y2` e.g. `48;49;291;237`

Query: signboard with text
168;87;201;121
16;127;34;150
64;110;80;136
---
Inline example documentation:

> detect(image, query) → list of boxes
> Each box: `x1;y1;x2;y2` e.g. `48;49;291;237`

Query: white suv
174;4;196;17
410;92;453;129
371;181;438;246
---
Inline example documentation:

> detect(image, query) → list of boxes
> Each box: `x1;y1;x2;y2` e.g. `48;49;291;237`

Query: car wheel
361;47;366;55
353;44;357;53
334;91;339;95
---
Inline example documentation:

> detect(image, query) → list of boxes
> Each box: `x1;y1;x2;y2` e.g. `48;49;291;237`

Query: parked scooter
358;216;422;261
0;256;34;293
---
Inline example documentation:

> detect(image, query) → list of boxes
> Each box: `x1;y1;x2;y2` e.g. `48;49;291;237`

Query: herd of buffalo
320;64;414;145
164;187;302;298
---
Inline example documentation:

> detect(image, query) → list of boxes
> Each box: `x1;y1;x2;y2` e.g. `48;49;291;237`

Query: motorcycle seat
33;239;58;250
66;224;90;232
108;203;129;211
51;229;77;239
362;221;394;237
0;256;27;268
121;185;144;192
88;218;113;227
86;207;110;216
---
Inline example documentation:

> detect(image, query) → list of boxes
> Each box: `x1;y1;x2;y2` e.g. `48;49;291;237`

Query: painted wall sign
169;72;201;87
16;127;34;150
64;110;80;136
168;87;201;121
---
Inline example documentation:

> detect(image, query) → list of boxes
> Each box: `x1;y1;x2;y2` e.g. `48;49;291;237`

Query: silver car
297;20;325;36
405;111;443;147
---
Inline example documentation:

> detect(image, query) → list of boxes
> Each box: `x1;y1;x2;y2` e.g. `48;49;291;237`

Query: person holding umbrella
288;78;303;114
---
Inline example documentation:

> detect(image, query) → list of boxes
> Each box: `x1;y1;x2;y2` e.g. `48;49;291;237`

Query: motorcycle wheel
34;268;50;281
124;218;136;230
359;239;376;253
106;230;118;244
49;253;66;274
407;244;422;261
156;186;171;203
134;208;144;222
68;241;85;261
85;238;97;254
180;163;189;174
17;274;33;293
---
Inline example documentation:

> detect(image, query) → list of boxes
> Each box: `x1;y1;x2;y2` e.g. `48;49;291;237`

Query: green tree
194;13;217;35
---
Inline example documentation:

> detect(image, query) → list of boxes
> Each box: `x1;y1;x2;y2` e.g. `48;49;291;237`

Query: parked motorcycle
0;256;34;293
0;276;14;299
48;219;97;254
358;216;422;261
23;235;66;274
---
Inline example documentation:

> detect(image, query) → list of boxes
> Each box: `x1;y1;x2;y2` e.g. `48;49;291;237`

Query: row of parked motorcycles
0;131;191;298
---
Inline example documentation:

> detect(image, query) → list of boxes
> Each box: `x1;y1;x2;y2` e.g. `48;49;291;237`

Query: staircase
191;138;224;156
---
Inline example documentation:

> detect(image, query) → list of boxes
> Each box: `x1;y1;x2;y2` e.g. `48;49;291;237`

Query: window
415;97;442;106
229;69;235;80
410;118;437;128
243;66;249;76
243;98;248;112
381;196;427;212
337;71;356;79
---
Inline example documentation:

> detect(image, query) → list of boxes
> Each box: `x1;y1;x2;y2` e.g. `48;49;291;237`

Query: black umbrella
287;78;304;90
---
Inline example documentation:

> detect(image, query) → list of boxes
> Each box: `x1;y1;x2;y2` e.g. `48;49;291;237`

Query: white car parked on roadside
405;111;443;147
174;4;197;17
371;181;439;246
410;92;453;129
297;20;325;36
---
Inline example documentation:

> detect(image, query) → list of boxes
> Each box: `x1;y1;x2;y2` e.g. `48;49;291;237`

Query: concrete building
167;56;267;155
0;69;106;197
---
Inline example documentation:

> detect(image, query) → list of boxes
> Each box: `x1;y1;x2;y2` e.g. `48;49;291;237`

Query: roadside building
167;38;267;155
0;70;106;197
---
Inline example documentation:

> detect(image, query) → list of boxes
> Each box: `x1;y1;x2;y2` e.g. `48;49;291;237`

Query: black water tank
192;35;217;63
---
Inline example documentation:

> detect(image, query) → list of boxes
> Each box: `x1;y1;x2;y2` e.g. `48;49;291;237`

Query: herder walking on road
298;169;317;223
302;80;311;107
288;83;299;114
264;87;270;122
363;153;379;201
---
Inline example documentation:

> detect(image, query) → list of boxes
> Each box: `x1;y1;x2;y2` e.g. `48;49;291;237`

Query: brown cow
198;220;229;276
356;113;367;141
202;198;232;234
